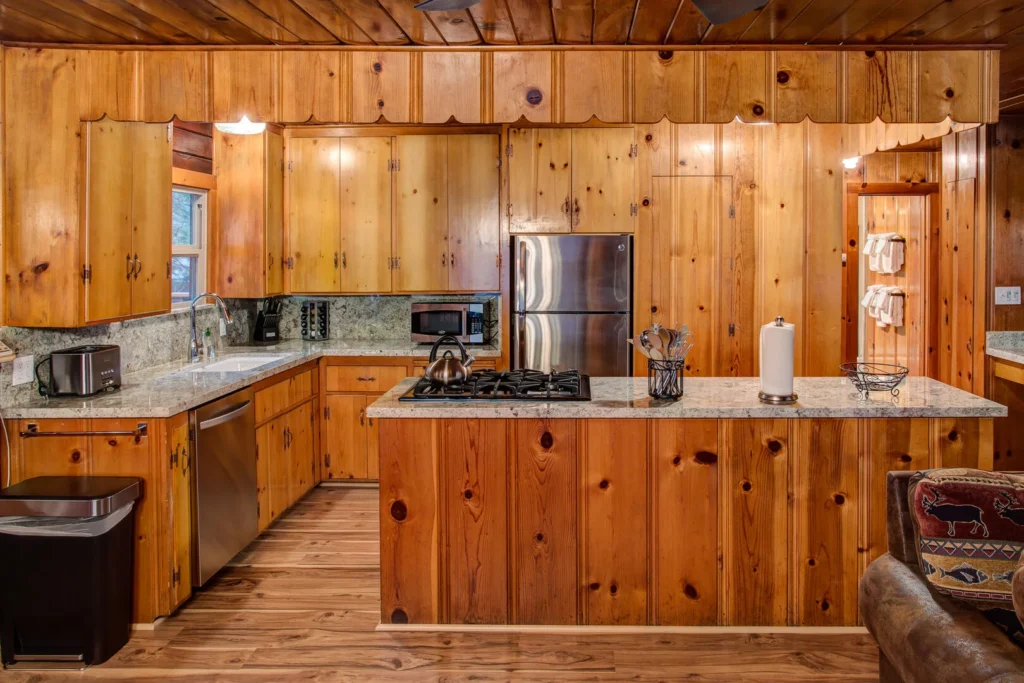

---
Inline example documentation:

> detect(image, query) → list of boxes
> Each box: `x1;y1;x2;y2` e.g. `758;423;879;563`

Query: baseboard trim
375;623;870;635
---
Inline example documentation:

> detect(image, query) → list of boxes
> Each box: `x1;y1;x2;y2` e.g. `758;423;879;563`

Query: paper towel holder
759;316;799;405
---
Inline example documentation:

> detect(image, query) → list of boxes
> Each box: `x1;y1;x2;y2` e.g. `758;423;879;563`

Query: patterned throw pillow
908;468;1024;646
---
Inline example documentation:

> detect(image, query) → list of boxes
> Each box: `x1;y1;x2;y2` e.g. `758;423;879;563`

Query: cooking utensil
424;335;475;387
641;326;666;361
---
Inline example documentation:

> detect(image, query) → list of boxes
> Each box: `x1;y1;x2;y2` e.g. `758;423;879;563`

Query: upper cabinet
509;127;635;235
214;129;285;299
81;120;173;325
286;132;500;296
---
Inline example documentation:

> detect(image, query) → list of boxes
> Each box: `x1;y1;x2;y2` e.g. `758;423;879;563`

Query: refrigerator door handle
515;315;526;370
516;239;527;313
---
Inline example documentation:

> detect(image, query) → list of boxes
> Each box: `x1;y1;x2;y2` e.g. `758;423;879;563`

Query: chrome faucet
190;293;233;363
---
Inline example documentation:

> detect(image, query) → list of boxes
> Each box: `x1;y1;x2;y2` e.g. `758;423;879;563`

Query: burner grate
400;369;591;402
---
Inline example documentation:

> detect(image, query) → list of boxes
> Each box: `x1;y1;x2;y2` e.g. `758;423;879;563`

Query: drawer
255;369;313;423
327;365;408;393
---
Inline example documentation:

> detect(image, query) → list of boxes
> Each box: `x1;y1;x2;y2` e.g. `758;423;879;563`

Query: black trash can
0;476;141;670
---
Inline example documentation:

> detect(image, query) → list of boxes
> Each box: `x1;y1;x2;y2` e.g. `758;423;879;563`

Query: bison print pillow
909;468;1024;645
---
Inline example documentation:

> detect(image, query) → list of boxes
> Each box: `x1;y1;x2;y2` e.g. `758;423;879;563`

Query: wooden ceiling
4;0;1024;107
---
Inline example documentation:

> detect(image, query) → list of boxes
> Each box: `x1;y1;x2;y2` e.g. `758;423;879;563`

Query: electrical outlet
995;286;1022;305
12;355;33;386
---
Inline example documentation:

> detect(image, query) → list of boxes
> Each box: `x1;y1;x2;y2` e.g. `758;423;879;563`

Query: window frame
171;186;208;309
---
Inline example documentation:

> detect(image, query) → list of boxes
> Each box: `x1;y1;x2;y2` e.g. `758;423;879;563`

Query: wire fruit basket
839;362;909;397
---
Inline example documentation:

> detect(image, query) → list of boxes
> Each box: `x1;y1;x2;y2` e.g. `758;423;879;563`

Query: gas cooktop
399;369;591;402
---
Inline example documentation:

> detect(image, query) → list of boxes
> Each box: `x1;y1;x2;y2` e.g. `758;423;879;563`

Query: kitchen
0;0;1023;679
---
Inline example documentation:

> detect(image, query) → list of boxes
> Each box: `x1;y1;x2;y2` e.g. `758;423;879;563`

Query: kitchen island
367;377;1005;629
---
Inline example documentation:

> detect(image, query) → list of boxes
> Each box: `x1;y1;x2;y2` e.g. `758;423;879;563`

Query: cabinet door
571;128;635;233
214;130;266;298
340;137;392;293
367;401;380;480
15;420;91;480
286;401;315;502
265;131;285;296
393;135;449;292
256;421;273;531
508;128;571;234
288;137;341;293
258;416;288;520
168;416;192;610
83;120;133;323
131;122;173;316
323;394;368;480
448;135;500;291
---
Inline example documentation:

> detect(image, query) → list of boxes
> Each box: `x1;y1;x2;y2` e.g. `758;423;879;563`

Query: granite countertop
986;331;1024;365
367;376;1006;420
1;339;500;419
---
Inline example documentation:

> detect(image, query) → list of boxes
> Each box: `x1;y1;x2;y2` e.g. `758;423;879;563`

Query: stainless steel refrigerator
512;234;633;376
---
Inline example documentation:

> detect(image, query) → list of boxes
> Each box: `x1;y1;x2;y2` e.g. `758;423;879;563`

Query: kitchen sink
187;355;289;373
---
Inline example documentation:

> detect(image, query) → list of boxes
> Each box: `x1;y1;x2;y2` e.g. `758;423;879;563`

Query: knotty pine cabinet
81;120;173;324
285;133;500;295
2;415;192;623
508;127;636;234
213;128;284;298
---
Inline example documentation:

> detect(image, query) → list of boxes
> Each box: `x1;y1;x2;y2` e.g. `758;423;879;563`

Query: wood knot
535;532;544;542
373;62;383;73
808;558;816;567
948;429;959;442
833;493;845;505
899;454;913;464
741;480;752;492
71;450;81;463
752;104;765;117
642;197;650;207
390;608;408;624
672;455;682;466
694;451;717;465
776;71;789;84
609;582;618;595
1013;139;1022;149
540;432;553;449
599;479;609;490
463;489;473;500
864;50;875;58
108;439;117;447
645;133;653;142
944;88;955;99
820;599;831;612
657;50;673;61
589;582;600;591
526;88;543;105
377;99;385;108
32;262;49;275
767;439;783;453
683;584;698;600
390;500;408;521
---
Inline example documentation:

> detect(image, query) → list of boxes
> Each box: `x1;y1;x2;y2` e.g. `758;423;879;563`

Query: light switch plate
12;355;33;386
995;286;1022;305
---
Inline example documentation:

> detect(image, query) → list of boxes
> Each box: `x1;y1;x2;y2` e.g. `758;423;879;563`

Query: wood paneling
392;135;448;292
721;419;789;626
562;51;626;123
581;420;648;625
845;51;913;123
78;49;138;121
379;419;439;624
651;419;719;626
266;131;285;295
513;419;577;625
338;137;392;293
287;137;340;293
932;417;994;470
508;127;571;233
633;50;698;124
447;134;500;291
919;51;985;124
493;51;552;123
791;419;859;626
705;51;768;123
443;419;508;624
129;121;172;317
351;51;410;123
211;51;278;122
570;128;635;233
280;51;342;123
140;51;209;122
773;51;839;123
422;52;482;124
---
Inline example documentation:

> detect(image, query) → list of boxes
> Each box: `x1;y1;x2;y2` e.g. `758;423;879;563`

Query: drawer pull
21;423;148;438
359;408;365;427
357;376;376;382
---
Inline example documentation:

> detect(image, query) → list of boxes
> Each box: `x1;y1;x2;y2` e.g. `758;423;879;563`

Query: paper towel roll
760;317;795;398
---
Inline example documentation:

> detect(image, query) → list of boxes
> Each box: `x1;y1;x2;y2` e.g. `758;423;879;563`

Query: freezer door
515;313;631;376
514;234;631;313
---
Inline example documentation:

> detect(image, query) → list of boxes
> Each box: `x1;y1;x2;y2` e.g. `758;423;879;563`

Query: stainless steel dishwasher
190;388;257;586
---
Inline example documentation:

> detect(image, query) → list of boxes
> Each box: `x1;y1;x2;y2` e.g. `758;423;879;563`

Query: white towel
885;239;904;274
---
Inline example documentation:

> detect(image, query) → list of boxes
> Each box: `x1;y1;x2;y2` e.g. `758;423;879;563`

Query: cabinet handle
341;251;347;269
396;257;400;269
441;252;446;267
359;408;365;427
268;253;274;267
334;252;339;269
562;197;570;216
450;252;456;269
126;253;133;280
133;254;141;280
368;417;373;427
357;376;376;382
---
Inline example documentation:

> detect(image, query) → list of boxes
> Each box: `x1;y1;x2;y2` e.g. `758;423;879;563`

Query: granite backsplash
0;294;501;405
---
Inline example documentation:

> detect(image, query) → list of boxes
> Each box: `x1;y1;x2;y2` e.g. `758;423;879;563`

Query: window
171;187;207;308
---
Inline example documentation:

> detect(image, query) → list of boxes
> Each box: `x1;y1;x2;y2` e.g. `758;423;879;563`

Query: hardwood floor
5;486;880;681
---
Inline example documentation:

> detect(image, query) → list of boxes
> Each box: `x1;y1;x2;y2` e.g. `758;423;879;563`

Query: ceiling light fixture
842;156;861;169
214;115;266;135
414;0;481;10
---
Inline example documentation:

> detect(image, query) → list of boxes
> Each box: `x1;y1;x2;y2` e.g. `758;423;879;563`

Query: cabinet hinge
80;265;91;284
629;143;638;158
169;445;179;468
505;144;513;157
728;323;736;337
166;261;171;279
496;155;502;169
188;426;196;443
256;501;260;519
729;205;735;219
323;406;330;420
288;160;293;172
630;202;638;217
946;208;951;220
171;566;181;586
506;202;513;219
388;158;400;172
286;257;294;269
167;126;173;142
324;453;331;469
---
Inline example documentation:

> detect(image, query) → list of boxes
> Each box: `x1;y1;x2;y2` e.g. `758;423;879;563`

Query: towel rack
19;422;148;439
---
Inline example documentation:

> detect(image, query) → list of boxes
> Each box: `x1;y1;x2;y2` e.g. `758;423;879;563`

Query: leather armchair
859;471;1024;682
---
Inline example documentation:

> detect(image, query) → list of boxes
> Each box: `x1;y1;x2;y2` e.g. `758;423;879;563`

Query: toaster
47;345;121;396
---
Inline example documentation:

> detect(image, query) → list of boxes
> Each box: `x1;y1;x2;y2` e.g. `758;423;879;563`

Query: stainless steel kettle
424;335;475;386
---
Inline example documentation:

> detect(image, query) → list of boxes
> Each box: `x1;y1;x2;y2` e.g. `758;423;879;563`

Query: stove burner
400;369;591;402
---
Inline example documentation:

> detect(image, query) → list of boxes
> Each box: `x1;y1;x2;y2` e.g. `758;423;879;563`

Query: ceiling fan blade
689;0;766;26
413;0;481;10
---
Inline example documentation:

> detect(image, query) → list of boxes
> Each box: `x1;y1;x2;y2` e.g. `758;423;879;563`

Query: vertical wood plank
845;51;913;123
493;51;552;123
773;52;839;123
78;49;138;121
443;419;508;624
287;137;341;293
705;52;768;124
213;130;266;298
791;419;859;626
931;417;994;470
447;134;500;291
338;136;393;293
265;131;284;296
507;128;572;234
140;51;209;122
562;51;626;123
651;419;719;625
633;51;698;123
919;51;982;123
129;122;173;318
570;127;635;233
351;52;411;123
280;51;342;123
212;51;278;122
392;135;449;292
721;419;789;626
513;419;577;624
422;52;482;124
379;419;439;624
955;178;977;392
582;419;648;625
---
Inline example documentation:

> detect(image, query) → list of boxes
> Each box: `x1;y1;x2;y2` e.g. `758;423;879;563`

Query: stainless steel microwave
411;302;484;344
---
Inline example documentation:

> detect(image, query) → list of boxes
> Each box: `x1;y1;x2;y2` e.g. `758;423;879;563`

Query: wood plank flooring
5;486;880;681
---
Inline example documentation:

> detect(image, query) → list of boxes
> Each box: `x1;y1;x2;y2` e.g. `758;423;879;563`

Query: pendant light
214;115;266;135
